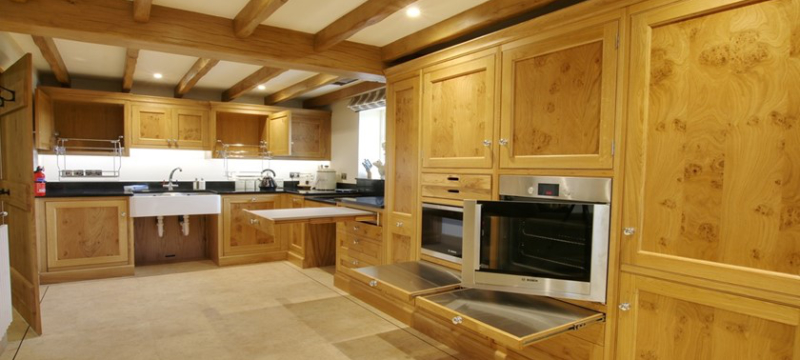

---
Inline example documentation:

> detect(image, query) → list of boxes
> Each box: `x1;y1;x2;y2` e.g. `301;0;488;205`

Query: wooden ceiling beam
314;0;417;52
31;35;70;87
222;66;286;102
233;0;289;38
381;0;557;61
133;0;153;22
122;48;139;93
264;74;341;105
0;0;384;81
174;58;220;98
303;81;384;108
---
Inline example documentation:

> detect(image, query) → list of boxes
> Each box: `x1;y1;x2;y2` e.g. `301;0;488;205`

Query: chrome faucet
164;167;183;191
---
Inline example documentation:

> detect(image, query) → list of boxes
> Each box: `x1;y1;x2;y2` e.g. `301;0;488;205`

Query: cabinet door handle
499;138;509;146
618;303;631;312
352;239;359;245
352;260;359;266
395;221;403;228
452;316;463;325
368;280;378;287
446;176;459;181
250;197;257;202
120;212;126;217
0;188;10;196
249;219;260;225
482;139;492;147
352;225;360;231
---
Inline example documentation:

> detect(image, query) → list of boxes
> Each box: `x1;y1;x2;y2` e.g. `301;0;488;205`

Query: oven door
462;199;610;302
421;203;463;264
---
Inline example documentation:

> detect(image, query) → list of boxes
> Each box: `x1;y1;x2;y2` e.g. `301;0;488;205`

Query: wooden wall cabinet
499;21;619;169
421;52;497;169
222;195;283;257
616;273;800;360
620;0;800;298
267;110;291;156
131;103;209;150
384;75;421;264
289;111;331;159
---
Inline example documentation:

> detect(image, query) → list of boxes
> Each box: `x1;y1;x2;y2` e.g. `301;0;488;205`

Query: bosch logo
521;278;539;283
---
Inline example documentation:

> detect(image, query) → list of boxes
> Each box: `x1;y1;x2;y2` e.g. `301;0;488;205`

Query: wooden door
422;52;496;169
499;21;618;169
385;75;420;263
290;113;331;159
0;54;41;334
223;195;281;256
173;107;208;150
288;195;305;256
621;0;800;297
131;103;172;148
44;200;129;269
616;273;800;360
268;110;291;156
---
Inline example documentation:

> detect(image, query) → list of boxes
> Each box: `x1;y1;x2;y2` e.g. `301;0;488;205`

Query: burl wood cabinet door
385;75;421;263
268;110;291;156
290;113;331;159
45;200;130;269
173;108;208;150
223;195;282;256
499;21;618;169
621;0;800;297
131;104;172;148
422;52;496;169
616;273;800;360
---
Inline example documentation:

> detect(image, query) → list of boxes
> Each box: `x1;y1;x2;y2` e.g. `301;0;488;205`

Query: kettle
259;169;277;190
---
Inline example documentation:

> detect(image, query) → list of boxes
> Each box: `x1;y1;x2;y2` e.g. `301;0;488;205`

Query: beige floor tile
333;329;455;360
283;296;399;343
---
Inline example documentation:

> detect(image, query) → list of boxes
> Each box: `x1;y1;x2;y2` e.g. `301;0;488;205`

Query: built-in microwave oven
421;203;463;264
462;175;611;303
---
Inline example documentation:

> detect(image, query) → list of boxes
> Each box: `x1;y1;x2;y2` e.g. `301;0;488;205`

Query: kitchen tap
164;167;183;191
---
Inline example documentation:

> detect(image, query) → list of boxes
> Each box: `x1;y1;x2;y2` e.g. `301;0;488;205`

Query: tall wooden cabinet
499;21;619;169
421;51;497;169
618;0;800;357
384;74;421;264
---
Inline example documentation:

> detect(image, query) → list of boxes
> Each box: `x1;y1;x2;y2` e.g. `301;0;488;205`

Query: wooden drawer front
338;252;375;271
344;221;382;241
421;173;492;201
345;237;381;265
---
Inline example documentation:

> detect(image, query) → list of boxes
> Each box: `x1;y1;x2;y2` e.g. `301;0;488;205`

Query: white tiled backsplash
37;148;329;182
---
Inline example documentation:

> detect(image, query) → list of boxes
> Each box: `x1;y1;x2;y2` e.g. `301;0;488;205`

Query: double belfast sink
129;191;221;218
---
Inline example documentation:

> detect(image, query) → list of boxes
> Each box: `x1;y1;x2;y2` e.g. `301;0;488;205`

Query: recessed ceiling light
406;6;420;18
153;73;163;79
257;85;266;90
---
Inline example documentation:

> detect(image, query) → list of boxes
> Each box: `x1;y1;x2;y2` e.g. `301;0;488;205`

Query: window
357;107;386;179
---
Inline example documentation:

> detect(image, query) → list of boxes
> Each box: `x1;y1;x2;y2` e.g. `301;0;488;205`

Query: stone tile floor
0;261;457;360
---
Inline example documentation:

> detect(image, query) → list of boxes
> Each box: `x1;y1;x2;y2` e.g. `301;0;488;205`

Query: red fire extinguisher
34;166;46;197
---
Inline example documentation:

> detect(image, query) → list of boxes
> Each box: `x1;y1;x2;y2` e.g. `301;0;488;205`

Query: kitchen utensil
259;169;277;190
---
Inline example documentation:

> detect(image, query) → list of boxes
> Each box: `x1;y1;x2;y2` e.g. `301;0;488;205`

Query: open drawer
244;207;377;236
417;288;604;351
349;261;461;302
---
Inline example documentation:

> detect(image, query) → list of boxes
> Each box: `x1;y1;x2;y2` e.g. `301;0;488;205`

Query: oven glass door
477;199;600;282
421;204;463;262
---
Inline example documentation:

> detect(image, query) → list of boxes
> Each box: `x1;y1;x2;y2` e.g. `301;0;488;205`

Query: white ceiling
1;0;491;100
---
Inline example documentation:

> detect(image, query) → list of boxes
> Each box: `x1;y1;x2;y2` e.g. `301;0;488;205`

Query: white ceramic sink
129;192;221;218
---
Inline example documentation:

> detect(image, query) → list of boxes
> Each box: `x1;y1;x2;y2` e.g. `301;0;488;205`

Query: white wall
329;99;360;184
38;149;327;182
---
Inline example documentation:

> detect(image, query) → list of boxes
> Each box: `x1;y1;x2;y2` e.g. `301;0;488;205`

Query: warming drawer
416;288;605;350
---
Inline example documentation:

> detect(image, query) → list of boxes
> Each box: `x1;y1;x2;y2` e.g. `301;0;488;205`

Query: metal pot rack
55;136;123;179
215;140;273;179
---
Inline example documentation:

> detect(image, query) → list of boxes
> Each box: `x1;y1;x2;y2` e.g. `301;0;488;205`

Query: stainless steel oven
462;175;611;302
421;203;463;264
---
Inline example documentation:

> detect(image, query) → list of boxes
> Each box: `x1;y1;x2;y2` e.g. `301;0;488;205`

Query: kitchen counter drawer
342;220;382;241
421;173;491;201
340;233;381;260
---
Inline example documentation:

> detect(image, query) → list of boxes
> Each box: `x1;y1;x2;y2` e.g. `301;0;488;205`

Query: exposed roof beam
133;0;152;22
264;74;341;105
303;81;384;108
381;0;557;61
233;0;289;38
222;66;286;102
0;0;384;81
174;58;220;98
122;48;139;93
314;0;417;52
31;35;70;87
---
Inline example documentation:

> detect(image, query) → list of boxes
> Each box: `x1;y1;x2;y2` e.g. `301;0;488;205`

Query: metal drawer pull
452;316;463;325
396;221;403;228
618;303;630;312
352;260;359;266
446;176;459;181
353;226;360;231
0;189;9;196
249;219;260;224
498;138;508;146
482;140;492;147
120;212;126;217
352;239;359;245
623;228;636;236
251;197;257;202
368;280;377;287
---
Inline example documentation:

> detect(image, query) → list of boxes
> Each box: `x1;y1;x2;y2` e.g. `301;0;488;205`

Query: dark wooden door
0;54;42;334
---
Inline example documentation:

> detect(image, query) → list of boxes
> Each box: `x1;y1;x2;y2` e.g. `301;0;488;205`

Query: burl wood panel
53;101;125;148
428;70;489;159
215;112;266;146
391;84;418;215
512;42;602;156
54;206;121;260
291;120;321;155
641;0;800;275
134;216;207;264
633;290;795;359
176;112;202;142
229;201;277;248
137;109;170;140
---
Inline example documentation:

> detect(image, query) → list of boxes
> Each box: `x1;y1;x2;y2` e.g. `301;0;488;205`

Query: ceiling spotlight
257;85;266;90
406;6;420;18
153;73;163;79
